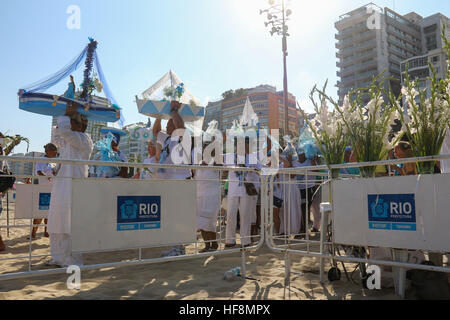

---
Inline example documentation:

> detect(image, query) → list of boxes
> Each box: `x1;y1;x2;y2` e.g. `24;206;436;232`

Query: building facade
203;85;298;136
400;14;450;95
120;120;153;162
335;3;448;104
7;152;44;182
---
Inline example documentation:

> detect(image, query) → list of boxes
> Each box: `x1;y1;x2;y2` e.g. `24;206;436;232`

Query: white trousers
49;233;83;267
226;195;257;246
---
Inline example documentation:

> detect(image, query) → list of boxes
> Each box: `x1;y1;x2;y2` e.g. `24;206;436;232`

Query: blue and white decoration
136;99;205;122
18;38;124;125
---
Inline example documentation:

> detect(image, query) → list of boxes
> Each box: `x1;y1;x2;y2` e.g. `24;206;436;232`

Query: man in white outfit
47;104;93;267
194;145;221;252
153;101;191;256
279;144;303;237
438;128;450;266
440;128;450;174
225;138;259;248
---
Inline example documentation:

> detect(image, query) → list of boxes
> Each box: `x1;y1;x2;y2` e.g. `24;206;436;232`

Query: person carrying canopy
47;101;93;267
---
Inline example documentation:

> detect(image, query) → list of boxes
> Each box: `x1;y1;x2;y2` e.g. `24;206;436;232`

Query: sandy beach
0;201;409;301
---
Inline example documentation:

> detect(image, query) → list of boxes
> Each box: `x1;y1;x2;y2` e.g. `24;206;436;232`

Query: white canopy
141;70;201;106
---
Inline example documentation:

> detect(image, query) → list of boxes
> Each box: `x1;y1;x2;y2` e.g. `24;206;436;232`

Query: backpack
0;169;15;193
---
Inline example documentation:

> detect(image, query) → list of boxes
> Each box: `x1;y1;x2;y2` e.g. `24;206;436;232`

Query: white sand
0;203;403;300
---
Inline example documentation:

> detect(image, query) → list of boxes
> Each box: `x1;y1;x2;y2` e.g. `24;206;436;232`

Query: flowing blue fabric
93;133;122;178
22;47;88;93
94;51;124;127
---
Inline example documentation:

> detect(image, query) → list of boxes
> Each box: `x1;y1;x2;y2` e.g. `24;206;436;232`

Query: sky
0;0;448;154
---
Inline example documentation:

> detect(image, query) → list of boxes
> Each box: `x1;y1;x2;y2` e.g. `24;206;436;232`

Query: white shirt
441;128;450;174
226;153;260;197
35;160;56;184
157;131;191;180
48;116;93;234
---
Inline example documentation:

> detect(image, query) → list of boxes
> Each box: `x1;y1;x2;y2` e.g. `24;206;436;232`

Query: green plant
304;81;349;178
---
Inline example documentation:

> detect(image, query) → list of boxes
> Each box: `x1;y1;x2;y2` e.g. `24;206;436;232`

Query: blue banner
117;196;161;231
368;194;416;231
38;193;51;210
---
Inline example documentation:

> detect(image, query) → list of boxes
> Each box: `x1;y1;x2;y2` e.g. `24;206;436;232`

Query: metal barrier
263;154;450;298
0;156;265;281
1;154;450;299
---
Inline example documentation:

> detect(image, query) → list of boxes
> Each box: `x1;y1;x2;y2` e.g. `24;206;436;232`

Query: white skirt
197;196;220;232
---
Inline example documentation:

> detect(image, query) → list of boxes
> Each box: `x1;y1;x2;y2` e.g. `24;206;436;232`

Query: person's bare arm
153;118;162;138
170;101;185;130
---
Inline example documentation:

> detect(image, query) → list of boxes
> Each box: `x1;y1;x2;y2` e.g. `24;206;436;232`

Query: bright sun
231;0;345;34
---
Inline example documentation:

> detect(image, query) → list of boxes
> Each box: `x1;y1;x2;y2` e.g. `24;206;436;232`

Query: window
423;24;437;34
431;56;440;64
426;34;437;51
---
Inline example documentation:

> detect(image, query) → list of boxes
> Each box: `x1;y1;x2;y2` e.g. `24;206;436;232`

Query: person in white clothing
279;144;303;237
439;128;450;266
225;138;259;248
139;140;157;180
440;128;450;174
47;104;93;267
296;149;317;235
31;143;58;239
153;101;190;257
194;142;221;252
153;101;191;181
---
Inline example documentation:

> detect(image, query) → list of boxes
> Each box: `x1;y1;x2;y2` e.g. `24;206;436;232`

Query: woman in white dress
194;143;221;252
278;143;303;237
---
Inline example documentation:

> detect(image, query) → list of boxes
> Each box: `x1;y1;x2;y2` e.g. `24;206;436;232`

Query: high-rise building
203;85;298;136
120;120;153;162
400;14;450;95
7;152;44;182
335;3;436;104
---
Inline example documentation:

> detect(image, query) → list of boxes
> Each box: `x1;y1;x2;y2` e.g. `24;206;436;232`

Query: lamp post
260;0;292;136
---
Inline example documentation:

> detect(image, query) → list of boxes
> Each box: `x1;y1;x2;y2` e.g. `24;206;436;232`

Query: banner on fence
332;174;450;252
71;179;197;252
14;184;52;219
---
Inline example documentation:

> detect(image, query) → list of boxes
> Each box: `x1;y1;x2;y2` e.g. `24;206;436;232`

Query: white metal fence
0;156;265;281
1;154;449;298
263;154;450;298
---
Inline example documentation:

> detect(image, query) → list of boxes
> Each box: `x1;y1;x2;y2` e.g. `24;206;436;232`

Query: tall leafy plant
305;81;349;178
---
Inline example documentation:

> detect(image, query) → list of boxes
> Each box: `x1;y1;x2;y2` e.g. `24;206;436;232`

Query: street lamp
260;0;292;136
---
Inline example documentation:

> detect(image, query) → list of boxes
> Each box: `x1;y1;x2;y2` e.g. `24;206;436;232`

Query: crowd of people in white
1;101;449;272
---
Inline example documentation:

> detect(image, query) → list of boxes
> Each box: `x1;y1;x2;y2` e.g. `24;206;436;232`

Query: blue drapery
94;51;124;127
22;46;88;93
